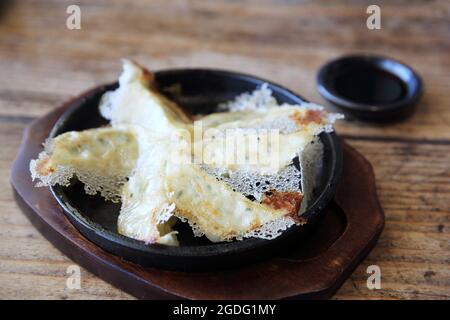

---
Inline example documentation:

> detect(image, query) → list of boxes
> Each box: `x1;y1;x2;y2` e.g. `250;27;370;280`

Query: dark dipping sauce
317;55;422;121
334;66;407;105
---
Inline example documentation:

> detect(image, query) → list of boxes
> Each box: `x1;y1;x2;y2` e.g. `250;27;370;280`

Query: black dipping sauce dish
317;54;422;122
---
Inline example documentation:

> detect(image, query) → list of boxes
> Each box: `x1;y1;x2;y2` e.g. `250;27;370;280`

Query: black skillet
50;69;343;271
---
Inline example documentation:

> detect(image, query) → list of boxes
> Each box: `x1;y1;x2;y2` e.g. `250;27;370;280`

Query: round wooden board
11;101;384;300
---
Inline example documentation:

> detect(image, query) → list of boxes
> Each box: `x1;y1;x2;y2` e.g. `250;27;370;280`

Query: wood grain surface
0;0;449;299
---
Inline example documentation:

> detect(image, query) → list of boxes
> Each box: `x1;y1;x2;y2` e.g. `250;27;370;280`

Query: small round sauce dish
317;54;422;121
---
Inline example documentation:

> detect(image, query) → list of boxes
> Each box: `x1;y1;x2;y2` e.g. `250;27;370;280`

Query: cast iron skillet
50;69;343;271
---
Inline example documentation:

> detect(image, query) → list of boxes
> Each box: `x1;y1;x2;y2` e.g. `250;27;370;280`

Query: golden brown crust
34;155;52;176
128;59;155;87
289;109;326;126
261;190;305;224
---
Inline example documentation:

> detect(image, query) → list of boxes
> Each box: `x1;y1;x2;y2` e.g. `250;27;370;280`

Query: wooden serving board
11;103;384;300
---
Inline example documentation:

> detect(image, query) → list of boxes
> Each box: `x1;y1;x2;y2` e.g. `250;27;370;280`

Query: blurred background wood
0;0;449;299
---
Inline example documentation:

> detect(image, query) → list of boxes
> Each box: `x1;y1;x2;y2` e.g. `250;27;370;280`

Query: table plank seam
342;134;450;146
0;115;35;124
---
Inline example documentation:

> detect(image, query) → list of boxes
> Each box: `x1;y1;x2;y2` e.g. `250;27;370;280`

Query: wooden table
1;0;449;300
